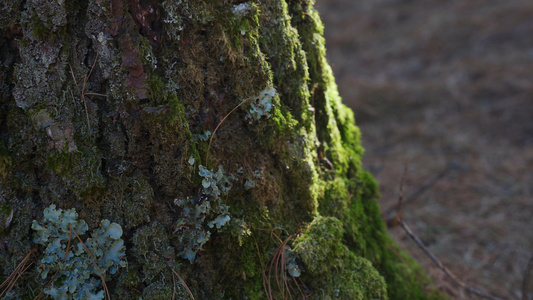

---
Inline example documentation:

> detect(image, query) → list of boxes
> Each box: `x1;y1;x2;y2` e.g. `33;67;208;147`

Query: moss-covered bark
0;0;445;298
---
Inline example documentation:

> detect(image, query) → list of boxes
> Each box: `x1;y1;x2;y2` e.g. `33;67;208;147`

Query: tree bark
0;0;444;299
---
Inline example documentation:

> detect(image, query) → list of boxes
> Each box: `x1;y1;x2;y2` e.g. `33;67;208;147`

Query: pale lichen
172;165;234;262
246;86;276;122
32;205;127;299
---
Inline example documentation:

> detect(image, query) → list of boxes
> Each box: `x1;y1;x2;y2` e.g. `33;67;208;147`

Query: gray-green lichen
246;86;276;122
132;222;176;284
172;165;234;262
32;204;126;299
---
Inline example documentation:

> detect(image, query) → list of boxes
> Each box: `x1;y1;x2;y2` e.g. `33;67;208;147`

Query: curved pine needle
69;223;110;300
0;249;36;298
82;50;99;96
205;97;251;165
171;268;195;300
35;227;74;300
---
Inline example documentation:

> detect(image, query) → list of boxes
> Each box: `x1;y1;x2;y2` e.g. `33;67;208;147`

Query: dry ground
316;0;533;299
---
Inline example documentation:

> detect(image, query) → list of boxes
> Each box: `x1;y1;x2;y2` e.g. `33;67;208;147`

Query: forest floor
316;0;533;299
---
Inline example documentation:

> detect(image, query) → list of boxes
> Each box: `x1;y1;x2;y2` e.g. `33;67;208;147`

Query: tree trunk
0;0;444;299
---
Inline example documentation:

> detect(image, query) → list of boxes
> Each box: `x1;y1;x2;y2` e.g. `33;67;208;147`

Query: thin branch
292;276;307;300
386;163;452;226
398;163;409;219
8;261;33;295
399;220;504;300
396;168;505;300
172;269;177;300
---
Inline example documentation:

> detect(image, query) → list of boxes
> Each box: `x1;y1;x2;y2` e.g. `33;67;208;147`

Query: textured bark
0;0;444;299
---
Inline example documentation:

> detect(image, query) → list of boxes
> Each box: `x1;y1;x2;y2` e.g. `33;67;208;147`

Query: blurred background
315;0;533;299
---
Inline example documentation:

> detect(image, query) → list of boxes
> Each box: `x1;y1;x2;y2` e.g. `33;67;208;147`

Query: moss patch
293;216;387;299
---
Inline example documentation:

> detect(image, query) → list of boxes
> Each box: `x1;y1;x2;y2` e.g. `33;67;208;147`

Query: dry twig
386;163;453;227
395;165;505;300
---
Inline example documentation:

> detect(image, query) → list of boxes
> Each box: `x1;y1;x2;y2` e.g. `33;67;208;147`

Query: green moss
46;147;105;197
283;1;446;298
30;15;48;39
233;0;320;227
132;222;176;284
361;172;446;299
319;177;349;219
218;234;267;299
142;280;174;299
30;13;68;43
120;269;142;289
145;73;190;127
115;270;143;300
147;74;165;102
46;150;73;173
225;3;260;48
268;105;297;136
0;141;11;181
121;175;153;229
137;37;158;71
258;0;312;119
137;71;198;193
293;216;388;299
